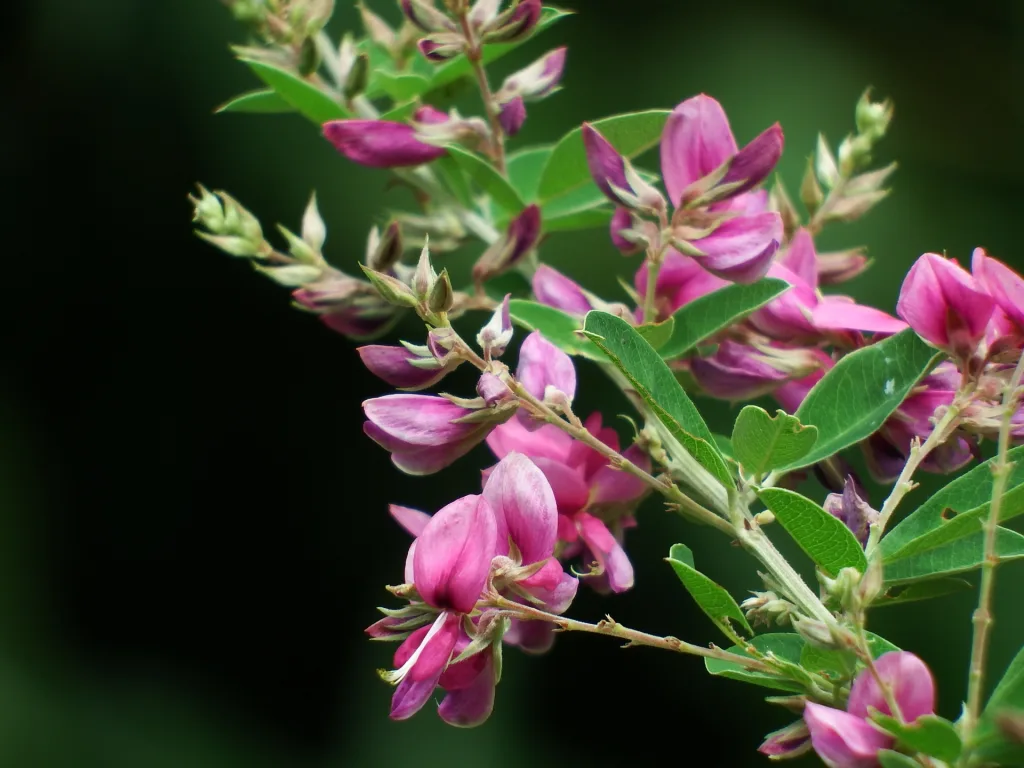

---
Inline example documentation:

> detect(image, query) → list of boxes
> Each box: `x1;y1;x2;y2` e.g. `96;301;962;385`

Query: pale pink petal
532;264;593;316
690;212;782;283
781;228;819;288
847;651;936;723
516;330;577;402
661;94;738;208
812;299;908;334
485;417;573;463
576;511;634;592
390;505;432;537
589;444;651;505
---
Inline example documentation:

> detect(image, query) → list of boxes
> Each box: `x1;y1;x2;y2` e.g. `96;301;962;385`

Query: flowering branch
458;12;507;173
964;352;1024;742
487;594;773;671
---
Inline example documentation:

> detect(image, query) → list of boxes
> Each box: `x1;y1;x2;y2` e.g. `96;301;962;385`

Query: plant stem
511;383;734;536
459;14;506;174
807;177;848;236
488;594;773;671
963;354;1024;746
854;625;905;721
641;249;662;324
867;401;965;554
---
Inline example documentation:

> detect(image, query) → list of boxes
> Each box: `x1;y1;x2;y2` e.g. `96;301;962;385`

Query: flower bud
366;222;404;273
359;4;397;50
427;268;455;313
477;294;513;358
360;264;419;308
472;204;542;282
792;617;839;650
496;47;567;104
300;192;327;253
343;51;370;101
298;35;321;76
814;133;839;189
413;242;438;299
498;95;527;136
816;247;870;284
358;342;460;390
610;207;642;256
476;372;513;406
855;88;893;141
482;0;541;43
799;155;824;215
418;33;465;62
821;476;877;546
322;120;448;168
400;0;456;32
758;720;812;759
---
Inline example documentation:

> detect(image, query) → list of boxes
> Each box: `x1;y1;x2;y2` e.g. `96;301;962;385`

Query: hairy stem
511;383;734;536
963;354;1024;746
459;13;506;174
867;400;965;554
488;594;772;671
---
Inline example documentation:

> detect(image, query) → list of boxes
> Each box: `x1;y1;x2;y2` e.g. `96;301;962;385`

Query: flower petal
661;94;738;208
438;652;496;727
690;212;782;283
847;651;936;723
803;702;892;768
532;264;593;316
482;452;558;563
516;330;577;402
390;505;432;538
576;511;634;592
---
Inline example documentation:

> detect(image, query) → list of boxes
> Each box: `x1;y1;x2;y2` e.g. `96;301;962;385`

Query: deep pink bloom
357;343;458;390
690;340;825;401
498;95;527;136
897;252;994;358
973;247;1024;333
323;120;447;168
516;330;577;409
610;207;641;255
506;204;542;266
532;264;594;316
804;651;936;768
363;394;504;475
292;274;402;340
661;94;782;209
582;123;630;203
634;248;729;320
686;211;781;283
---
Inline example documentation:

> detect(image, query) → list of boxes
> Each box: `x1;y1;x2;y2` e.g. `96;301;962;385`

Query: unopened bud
855;89;893;141
366;221;404;273
298;36;320;76
418;33;464;62
837;133;874;176
792;617;839;650
482;0;541;43
476;372;514;407
276;224;318;264
769;176;800;240
427;268;454;312
360;264;419;307
301;192;327;253
343;52;370;100
858;555;884;607
256;263;324;286
477;294;513;358
359;3;396;50
815;134;839;189
400;0;456;32
413;242;437;298
799;155;824;215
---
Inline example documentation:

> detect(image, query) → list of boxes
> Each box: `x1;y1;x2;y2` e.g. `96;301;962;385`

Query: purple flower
532;264;594;316
685;210;781;283
363;393;513;475
758;720;811;759
498;95;527;135
690;340;824;401
322;120;448;168
357;343;460;390
497;47;567;104
610;207;642;255
973;247;1024;334
515;330;576;414
897;252;994;358
822;477;877;545
804;651;936;768
582;123;630;203
473;205;542;281
292;274;403;340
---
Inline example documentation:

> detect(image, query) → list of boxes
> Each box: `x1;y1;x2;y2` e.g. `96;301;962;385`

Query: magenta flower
498;95;527;136
897;252;994;358
516;330;577;412
532;264;594;316
322;120;447;168
690;340;826;401
634;247;729;320
822;477;877;546
973;247;1024;334
804;651;936;768
292;274;403;340
487;411;649;594
363;393;512;475
582;123;630;203
357;343;460;390
473;204;542;281
661;94;783;210
684;211;782;283
610;207;642;255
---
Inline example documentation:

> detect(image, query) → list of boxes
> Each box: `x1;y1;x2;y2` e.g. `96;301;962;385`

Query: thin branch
458;13;506;174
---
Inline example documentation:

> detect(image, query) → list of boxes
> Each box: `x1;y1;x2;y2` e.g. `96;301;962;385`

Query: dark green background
5;0;1023;765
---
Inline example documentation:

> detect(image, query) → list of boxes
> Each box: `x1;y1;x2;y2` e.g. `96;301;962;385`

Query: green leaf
872;578;972;607
759;488;868;577
666;544;752;640
482;271;532;303
426;7;574;92
215;89;293;114
538;110;671;202
659;279;792;360
713;434;735;459
433;155;474;210
705;634;806;693
972;647;1024;764
238;59;347;124
732;406;818;476
582;311;733;488
506;146;553;202
507;300;604;361
544;207;613;232
881;446;1024;561
636;317;675;350
878;749;923;768
801;632;898;681
380;101;419;122
445;145;525;214
871;714;961;762
375;71;431;102
882;527;1024;584
784;329;943;471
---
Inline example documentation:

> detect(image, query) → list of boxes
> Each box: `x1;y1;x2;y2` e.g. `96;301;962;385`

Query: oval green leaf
445;145;525;214
704;634;807;693
506;146;554;202
759;488;868;577
659;278;791;360
878;751;921;768
666;544;752;641
239;59;347;124
882;527;1024;584
871;578;972;607
375;71;431;102
784;329;943;472
216;88;293;114
871;714;962;762
582;311;732;488
881;445;1024;561
971;647;1024;765
538;110;670;202
507;300;603;360
732;406;818;476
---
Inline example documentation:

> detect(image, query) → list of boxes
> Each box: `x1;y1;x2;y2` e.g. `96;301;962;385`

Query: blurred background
4;0;1024;765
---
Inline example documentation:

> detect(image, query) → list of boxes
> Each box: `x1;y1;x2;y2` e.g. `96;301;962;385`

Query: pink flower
897;252;994;358
582;123;630;203
973;247;1024;334
292;274;404;340
515;331;577;424
804;651;936;768
610;207;642;255
357;343;459;390
634;247;729;320
495;47;567;135
532;264;594;316
322;120;447;168
690;341;827;401
363;393;513;475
